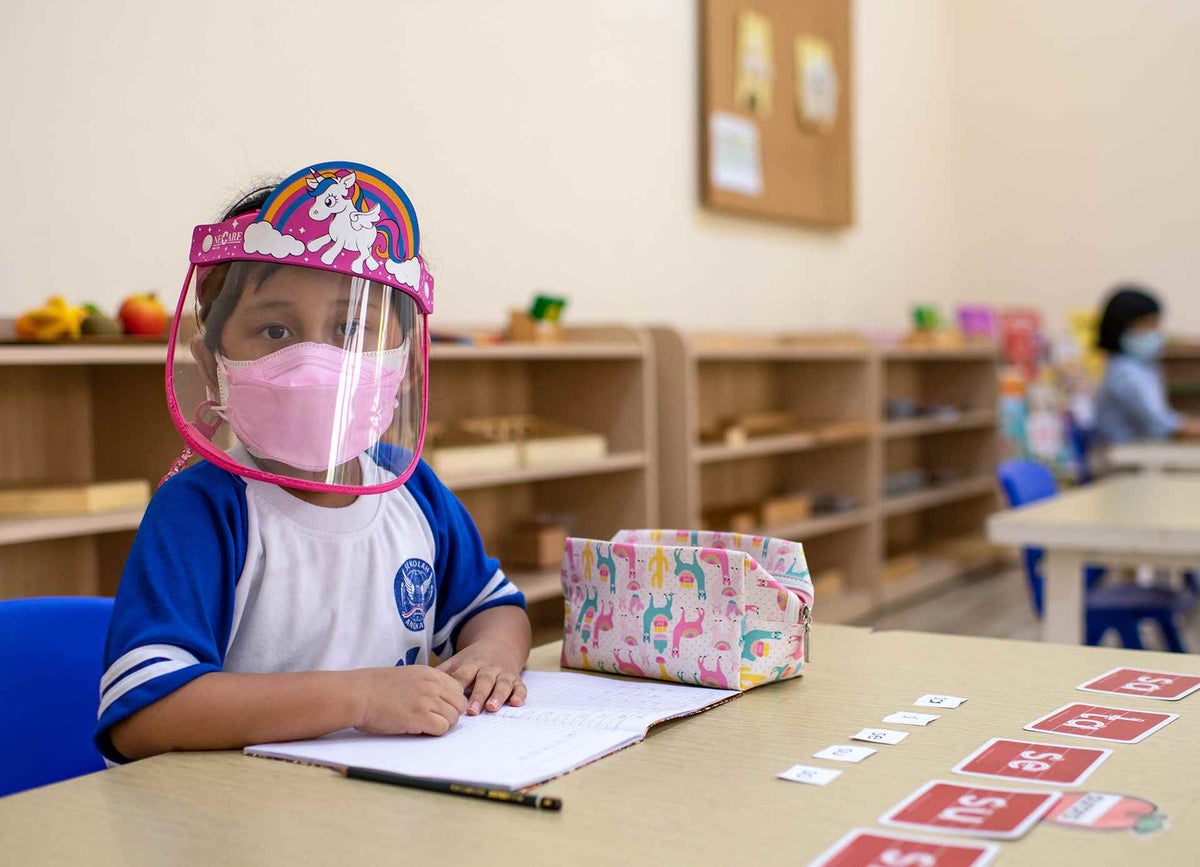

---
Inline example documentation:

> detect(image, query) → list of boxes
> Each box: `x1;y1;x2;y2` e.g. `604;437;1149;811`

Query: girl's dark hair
198;184;282;353
1097;284;1161;354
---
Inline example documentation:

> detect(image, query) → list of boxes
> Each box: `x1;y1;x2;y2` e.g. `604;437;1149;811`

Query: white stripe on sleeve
97;659;199;718
100;644;200;696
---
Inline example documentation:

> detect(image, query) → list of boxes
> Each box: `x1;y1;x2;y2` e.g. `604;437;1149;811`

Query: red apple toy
118;293;169;337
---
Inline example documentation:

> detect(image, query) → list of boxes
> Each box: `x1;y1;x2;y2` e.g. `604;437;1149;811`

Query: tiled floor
868;567;1200;654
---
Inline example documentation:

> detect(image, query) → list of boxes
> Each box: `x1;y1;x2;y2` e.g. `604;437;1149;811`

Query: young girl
95;162;531;763
1093;285;1200;444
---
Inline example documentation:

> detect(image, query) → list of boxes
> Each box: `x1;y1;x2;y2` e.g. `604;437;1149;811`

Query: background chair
0;596;113;797
998;460;1191;651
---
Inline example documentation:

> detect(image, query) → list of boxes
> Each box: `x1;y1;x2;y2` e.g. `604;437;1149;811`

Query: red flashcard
1077;667;1200;702
809;829;998;867
953;738;1112;786
880;780;1061;840
1025;702;1179;744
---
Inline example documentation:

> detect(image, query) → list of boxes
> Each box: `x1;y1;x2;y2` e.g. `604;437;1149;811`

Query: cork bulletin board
700;0;853;227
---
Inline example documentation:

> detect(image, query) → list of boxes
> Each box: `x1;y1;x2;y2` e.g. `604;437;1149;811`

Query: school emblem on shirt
395;558;435;632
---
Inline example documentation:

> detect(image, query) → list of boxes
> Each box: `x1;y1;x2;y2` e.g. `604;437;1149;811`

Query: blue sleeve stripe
98;659;201;718
100;643;199;694
432;570;511;647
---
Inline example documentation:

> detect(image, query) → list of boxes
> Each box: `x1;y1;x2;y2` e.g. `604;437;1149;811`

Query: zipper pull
802;604;812;664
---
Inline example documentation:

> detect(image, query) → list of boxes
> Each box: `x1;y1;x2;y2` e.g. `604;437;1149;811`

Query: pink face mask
212;341;408;473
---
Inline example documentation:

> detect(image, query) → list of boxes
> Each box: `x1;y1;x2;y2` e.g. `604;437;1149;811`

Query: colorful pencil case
560;530;813;691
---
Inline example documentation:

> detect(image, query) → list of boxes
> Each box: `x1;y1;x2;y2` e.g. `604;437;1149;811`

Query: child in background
95;162;530;763
1093;285;1200;444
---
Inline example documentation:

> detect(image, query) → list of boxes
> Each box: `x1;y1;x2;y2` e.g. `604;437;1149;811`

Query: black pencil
336;765;563;810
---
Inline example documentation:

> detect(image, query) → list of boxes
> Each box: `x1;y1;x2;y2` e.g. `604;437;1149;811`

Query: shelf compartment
883;344;1000;361
432;344;642;361
883;409;997;439
760;507;873;544
815;587;875;625
700;441;873;528
696;425;873;464
441;452;647;491
882;476;996;517
0;507;144;547
506;568;563;605
0;344;170;366
881;535;1006;607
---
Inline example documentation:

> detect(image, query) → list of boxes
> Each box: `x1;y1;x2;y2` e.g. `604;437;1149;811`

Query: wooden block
0;479;150;517
460;415;607;468
506;311;564;344
704;506;759;535
424;424;521;478
724;411;797;442
815;419;874;441
929;535;1002;569
506;521;569;570
883;553;921;583
812;569;846;598
761;492;812;528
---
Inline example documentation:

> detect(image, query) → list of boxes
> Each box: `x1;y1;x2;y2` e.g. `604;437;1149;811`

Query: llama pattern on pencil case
559;530;813;691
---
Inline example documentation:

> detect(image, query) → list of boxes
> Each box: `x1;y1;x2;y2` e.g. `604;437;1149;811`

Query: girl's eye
337;320;361;338
262;324;290;340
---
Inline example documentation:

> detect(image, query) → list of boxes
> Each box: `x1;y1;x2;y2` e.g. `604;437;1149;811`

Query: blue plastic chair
1065;414;1094;484
998;461;1190;651
0;597;113;797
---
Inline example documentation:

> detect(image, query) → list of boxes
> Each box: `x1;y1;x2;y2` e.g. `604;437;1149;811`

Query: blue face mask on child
1121;330;1165;362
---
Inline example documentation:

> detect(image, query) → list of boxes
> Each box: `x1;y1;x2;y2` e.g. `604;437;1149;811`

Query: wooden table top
2;625;1197;866
988;474;1200;555
1108;441;1200;471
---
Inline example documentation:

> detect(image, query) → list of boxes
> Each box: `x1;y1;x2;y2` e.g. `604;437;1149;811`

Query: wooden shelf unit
1164;340;1200;416
0;328;658;641
880;344;1003;608
652;332;1004;624
0;348;182;598
652;330;882;623
429;326;658;644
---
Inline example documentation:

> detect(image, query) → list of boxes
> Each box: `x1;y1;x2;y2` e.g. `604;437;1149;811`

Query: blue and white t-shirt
94;444;524;763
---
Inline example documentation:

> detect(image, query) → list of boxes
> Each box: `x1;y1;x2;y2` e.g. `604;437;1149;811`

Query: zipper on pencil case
802;604;812;664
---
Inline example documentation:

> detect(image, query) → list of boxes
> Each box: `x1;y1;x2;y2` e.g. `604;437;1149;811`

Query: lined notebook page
246;671;738;790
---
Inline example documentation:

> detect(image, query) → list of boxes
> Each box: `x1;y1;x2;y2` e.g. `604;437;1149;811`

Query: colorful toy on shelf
15;296;88;342
117;293;169;336
1000;308;1042;381
912;305;941;331
904;304;964;348
998;367;1029;461
508;294;568;344
957;305;999;342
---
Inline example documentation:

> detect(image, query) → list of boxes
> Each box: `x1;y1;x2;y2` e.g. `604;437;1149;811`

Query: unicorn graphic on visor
304;168;407;275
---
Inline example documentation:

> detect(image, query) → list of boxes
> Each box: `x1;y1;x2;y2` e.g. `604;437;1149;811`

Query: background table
988;474;1200;644
3;625;1198;865
1108;441;1200;473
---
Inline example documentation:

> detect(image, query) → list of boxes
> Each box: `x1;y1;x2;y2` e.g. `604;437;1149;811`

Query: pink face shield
165;161;435;495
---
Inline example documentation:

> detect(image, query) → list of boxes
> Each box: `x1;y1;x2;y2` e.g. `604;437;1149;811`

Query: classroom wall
951;1;1200;333
0;0;961;332
3;2;1196;335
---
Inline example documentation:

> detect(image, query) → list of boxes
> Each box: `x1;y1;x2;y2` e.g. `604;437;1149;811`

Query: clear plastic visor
170;261;426;492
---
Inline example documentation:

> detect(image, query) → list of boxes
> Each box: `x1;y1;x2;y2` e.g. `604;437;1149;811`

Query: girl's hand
353;665;468;736
437;642;528;716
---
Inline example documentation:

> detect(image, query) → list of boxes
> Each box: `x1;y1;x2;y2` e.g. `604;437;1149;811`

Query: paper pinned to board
709;112;763;197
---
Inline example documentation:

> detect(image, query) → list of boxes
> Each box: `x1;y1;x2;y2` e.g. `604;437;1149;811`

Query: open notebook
246;670;739;790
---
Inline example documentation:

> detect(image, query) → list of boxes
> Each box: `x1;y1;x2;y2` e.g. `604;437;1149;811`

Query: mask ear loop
159;401;227;488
